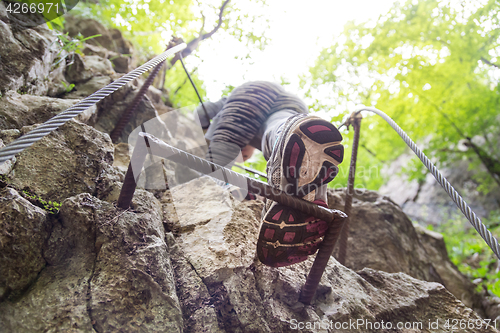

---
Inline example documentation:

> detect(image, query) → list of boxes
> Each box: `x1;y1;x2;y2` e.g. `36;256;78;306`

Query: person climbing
195;81;344;267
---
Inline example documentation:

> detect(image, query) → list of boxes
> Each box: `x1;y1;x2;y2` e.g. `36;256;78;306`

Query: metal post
116;132;348;304
117;136;149;209
299;213;346;304
337;113;362;265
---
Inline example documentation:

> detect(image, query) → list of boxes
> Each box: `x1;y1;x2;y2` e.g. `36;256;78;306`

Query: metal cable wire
137;132;346;222
0;43;187;165
179;52;210;127
356;107;500;260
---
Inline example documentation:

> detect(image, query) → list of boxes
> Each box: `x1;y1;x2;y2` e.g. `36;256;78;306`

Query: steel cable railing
0;43;187;165
356;107;500;260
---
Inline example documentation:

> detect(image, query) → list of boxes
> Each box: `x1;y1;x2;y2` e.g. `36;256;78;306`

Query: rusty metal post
110;38;183;143
299;213;347;304
138;132;345;222
116;132;349;304
117;136;150;209
337;112;362;266
109;61;165;143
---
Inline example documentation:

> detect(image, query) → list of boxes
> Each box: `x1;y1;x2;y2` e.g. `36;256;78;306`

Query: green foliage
52;33;102;68
72;0;271;107
239;150;267;182
61;81;75;93
305;0;500;192
22;190;62;214
430;210;500;296
74;0;270;55
165;65;207;108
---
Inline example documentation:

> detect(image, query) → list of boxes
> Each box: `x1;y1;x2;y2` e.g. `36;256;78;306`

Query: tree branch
173;67;199;96
201;0;230;40
464;139;500;187
481;57;500;69
170;0;231;66
360;143;386;162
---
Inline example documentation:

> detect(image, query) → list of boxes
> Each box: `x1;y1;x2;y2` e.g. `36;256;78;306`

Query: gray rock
65;54;115;84
147;85;163;105
65;17;134;56
112;142;132;173
7;120;113;202
0;191;183;332
163;179;497;332
0;129;21;145
46;53;71;97
0;187;49;301
109;28;133;55
65;15;116;52
0;91;97;130
83;43;109;58
328;188;487;316
0;5;60;95
89;191;183;332
414;224;482;310
95;163;125;203
329;189;441;281
65;75;113;99
110;54;131;73
379;155;500;225
94;83;160;143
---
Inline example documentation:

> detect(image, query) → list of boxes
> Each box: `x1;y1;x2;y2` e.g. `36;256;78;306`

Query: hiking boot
257;114;344;267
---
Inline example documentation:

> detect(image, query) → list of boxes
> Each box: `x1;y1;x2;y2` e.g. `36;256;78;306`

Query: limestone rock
147;85;163;105
65;76;113;99
82;43;109;58
46;53;70;97
109;28;133;55
379;155;500;225
7;120;113;202
65;16;116;52
0;91;97;130
95;163;125;203
0;187;49;301
65;16;134;56
111;55;131;73
163;179;497;332
0;129;21;145
415;224;482;308
0;3;60;95
0;191;183;332
112;142;133;173
328;188;485;315
65;54;115;84
94;83;160;143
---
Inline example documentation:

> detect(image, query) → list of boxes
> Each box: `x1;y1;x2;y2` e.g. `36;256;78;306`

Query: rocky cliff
1;6;499;332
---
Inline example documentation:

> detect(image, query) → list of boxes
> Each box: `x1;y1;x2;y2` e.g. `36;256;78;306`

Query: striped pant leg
206;81;308;166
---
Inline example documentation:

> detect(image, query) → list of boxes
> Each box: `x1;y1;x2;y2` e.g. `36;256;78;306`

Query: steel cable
356;107;500;260
0;43;187;165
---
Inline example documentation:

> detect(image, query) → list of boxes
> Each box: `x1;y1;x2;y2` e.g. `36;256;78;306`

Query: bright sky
194;0;399;101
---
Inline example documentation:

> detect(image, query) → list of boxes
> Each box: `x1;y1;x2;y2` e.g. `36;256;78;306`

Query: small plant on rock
52;33;102;69
22;190;62;215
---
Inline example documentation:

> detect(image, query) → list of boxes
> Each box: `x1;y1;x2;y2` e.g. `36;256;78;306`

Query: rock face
0;2;61;96
1;9;498;333
0;91;97;129
328;188;485;315
379;155;500;225
7;120;114;202
0;191;183;332
2;176;497;332
161;178;497;332
0;187;50;301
